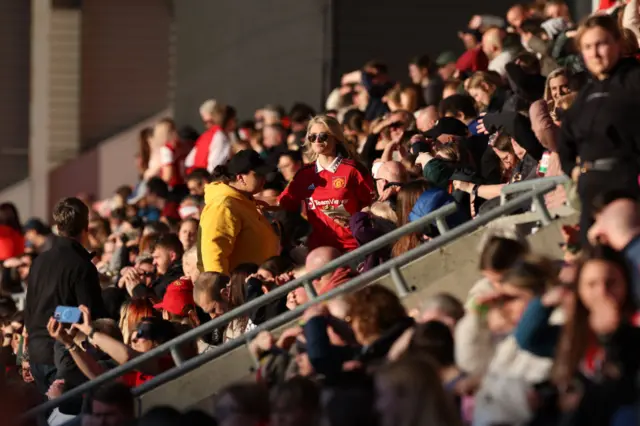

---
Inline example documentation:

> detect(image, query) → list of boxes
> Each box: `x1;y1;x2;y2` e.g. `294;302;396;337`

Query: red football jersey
278;156;374;251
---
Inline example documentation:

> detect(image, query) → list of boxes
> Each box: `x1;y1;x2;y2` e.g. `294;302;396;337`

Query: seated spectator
213;383;270;426
22;218;53;254
186;168;211;197
277;150;303;183
270;377;320;426
130;233;184;300
374;354;463;426
178;218;198;251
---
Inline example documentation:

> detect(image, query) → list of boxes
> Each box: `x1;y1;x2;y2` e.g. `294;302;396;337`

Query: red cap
154;278;195;315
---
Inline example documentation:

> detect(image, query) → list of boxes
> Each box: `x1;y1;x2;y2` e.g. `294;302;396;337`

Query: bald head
507;5;527;31
305;246;342;274
377;161;408;185
482;27;504;59
415;106;439;132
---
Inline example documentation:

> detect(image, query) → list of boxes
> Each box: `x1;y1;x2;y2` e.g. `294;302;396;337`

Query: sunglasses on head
389;121;404;130
307;132;330;143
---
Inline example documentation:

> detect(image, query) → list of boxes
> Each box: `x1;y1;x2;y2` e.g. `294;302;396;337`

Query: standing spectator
0;203;24;261
185;101;231;174
278;115;374;252
559;15;640;239
483;27;516;77
408;55;445;107
24;197;106;394
198;150;279;275
456;29;489;74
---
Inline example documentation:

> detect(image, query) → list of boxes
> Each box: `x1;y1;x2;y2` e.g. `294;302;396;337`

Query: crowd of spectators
2;0;640;425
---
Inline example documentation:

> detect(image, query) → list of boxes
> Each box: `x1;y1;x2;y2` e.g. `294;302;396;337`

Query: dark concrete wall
80;0;172;149
0;0;30;190
172;0;328;127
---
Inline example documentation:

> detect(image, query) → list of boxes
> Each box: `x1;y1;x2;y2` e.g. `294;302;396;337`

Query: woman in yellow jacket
197;149;279;275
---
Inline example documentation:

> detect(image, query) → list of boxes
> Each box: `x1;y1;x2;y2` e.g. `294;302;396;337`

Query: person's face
580;27;621;79
195;293;227;319
507;9;525;31
549;75;570;102
91;400;130;426
187;179;205;196
545;3;564;19
17;255;32;281
238;170;266;194
461;33;478;50
307;123;336;156
263;127;283;149
152;247;174;276
578;259;627;312
137;262;155;286
130;330;157;353
278;155;301;182
498;283;535;328
482;269;505;290
408;64;425;85
468;86;491;109
442;85;458;100
256;189;280;206
178;221;198;251
21;361;33;383
182;255;200;283
295;351;314;376
24;230;37;247
493;148;516;171
438;63;457;81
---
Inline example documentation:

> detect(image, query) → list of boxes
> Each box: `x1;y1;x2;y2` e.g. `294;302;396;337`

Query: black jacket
25;236;106;365
559;57;640;207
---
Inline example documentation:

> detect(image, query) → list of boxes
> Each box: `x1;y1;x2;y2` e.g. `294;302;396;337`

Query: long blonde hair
304;115;360;162
544;68;570;104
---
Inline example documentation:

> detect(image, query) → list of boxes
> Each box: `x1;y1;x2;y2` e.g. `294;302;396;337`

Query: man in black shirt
24;197;106;395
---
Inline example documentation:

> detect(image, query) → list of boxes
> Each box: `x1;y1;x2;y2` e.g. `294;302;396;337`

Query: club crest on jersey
332;176;346;189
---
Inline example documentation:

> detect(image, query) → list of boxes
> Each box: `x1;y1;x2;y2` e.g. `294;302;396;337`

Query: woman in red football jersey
278;115;374;252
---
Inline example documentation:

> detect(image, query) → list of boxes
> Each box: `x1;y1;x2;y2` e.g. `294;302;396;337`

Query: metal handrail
132;182;560;397
21;202;458;420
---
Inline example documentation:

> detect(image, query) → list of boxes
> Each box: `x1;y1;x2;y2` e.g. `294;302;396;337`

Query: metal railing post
389;266;411;298
532;193;553;226
435;216;449;235
303;280;317;299
170;347;184;367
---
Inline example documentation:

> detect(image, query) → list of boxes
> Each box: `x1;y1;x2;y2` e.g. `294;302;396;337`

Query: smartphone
54;306;82;324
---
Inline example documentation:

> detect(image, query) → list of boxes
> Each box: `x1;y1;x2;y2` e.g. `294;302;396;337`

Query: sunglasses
307;132;330;143
389;121;404;130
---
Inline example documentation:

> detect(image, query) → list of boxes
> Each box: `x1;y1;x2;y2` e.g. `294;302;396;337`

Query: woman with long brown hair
279;115;374;252
391;180;430;257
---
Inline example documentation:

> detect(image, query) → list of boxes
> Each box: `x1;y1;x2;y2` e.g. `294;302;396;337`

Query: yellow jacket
198;182;279;275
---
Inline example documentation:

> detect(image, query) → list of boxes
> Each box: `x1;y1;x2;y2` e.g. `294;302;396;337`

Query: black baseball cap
227;149;273;176
424;117;469;139
23;218;51;235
